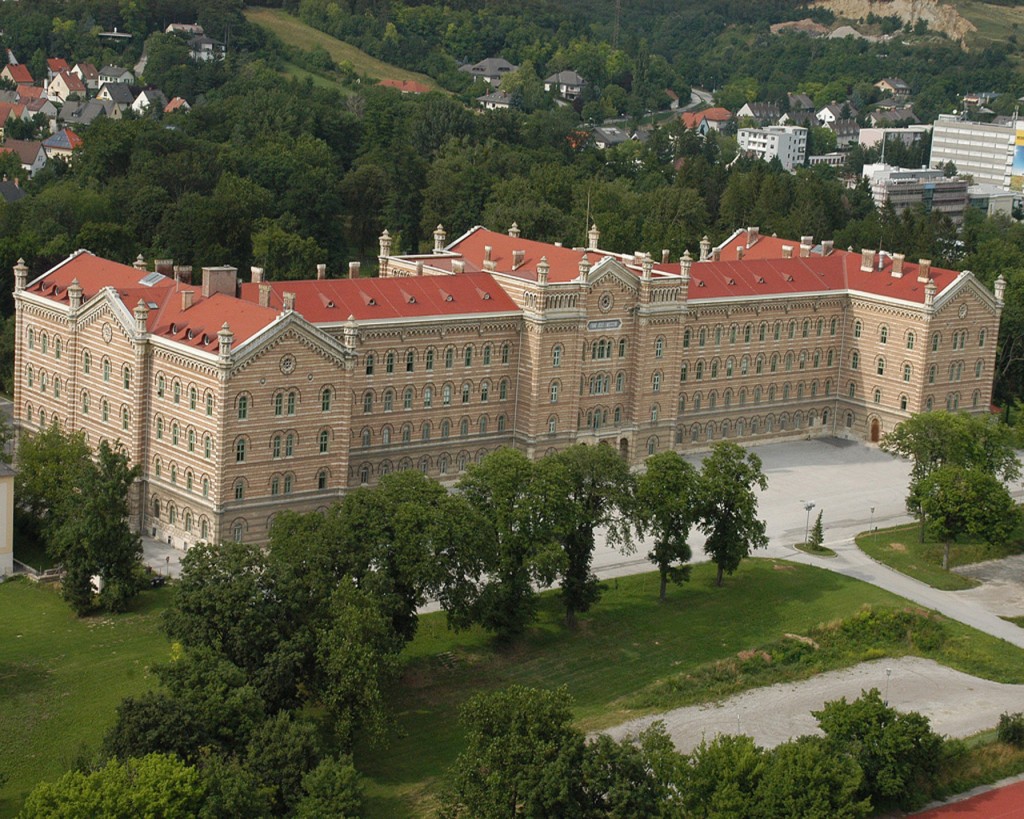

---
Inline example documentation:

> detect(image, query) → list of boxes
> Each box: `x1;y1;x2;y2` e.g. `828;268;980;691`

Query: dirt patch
953;554;1024;616
603;657;1024;753
812;0;977;43
772;563;795;571
784;633;820;649
890;542;907;552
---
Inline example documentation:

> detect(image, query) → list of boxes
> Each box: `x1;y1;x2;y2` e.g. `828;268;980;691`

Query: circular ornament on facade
599;291;614;313
102;323;113;343
280;354;296;375
958;303;968;319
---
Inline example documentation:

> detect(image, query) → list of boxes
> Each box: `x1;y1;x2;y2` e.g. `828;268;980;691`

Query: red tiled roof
4;64;33;84
0;102;26;121
15;85;44;102
238;272;519;322
379;79;431;94
47;58;69;73
54;70;86;93
682;107;732;128
74;63;99;80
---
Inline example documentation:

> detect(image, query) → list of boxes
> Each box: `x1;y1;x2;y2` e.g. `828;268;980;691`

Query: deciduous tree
635;451;699;599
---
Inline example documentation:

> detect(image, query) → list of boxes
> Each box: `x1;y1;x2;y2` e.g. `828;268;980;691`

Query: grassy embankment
243;7;440;94
0;579;172;817
857;522;1024;591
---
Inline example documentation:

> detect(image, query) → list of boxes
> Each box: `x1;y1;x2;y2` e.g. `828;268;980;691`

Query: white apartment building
930;115;1016;188
736;126;807;171
863;164;969;223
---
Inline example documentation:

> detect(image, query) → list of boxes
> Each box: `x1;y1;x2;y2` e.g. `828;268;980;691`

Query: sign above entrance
587;319;621;331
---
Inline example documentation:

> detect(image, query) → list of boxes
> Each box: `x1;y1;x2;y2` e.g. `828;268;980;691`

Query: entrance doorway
619;438;629;460
870;418;880;443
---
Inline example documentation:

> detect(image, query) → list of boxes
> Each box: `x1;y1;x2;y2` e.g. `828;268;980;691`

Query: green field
956;0;1024;46
857;522;1024;590
356;559;1024;816
244;6;440;91
0;579;172;817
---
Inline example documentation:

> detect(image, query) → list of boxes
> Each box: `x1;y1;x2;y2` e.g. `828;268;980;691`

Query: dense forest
2;0;1024;402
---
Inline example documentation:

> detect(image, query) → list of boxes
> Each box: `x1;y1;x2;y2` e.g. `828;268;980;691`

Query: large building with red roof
12;224;1003;546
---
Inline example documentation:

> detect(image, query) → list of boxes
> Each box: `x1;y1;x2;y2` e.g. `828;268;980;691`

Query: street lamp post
803;502;816;545
885;667;892;705
870;506;875;531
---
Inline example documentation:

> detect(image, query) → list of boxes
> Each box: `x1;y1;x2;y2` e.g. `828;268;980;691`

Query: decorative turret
68;278;83;311
218;322;234;358
133;254;147;271
13;258;28;292
578;253;591;279
924;279;936;313
134;299;149;334
379;228;392;258
433;224;446;252
508;222;521;238
699;235;711;262
679;249;692;302
995;274;1007;306
642;254;653;281
537;256;549;285
588;224;600;251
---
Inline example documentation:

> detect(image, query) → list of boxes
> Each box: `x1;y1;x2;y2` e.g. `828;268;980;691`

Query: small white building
544;70;586;100
737;125;807;171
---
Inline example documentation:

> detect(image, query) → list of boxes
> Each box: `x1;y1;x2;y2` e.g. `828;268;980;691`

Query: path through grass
0;579;172;817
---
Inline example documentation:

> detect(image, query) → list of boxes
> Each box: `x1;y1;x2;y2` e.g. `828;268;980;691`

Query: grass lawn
244;7;440;90
357;559;1024;817
857;523;1024;590
0;578;172;817
955;0;1024;46
1003;615;1024;628
280;60;351;95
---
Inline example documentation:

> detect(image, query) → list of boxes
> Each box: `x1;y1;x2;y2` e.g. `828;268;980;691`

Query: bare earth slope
813;0;976;42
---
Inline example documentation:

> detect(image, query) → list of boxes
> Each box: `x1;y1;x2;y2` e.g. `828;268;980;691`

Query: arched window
903;364;911;382
876;357;885;376
932;333;940;352
321;388;331;412
695;361;704;380
189;386;197;410
188;429;195;452
873;388;881;404
422;422;432;441
403;387;413;409
287;391;296;415
483;345;492;366
699;327;707;347
655;337;664;358
552;345;562;367
318;470;328;490
480;382;489;402
406;350;415;372
460;418;469;437
548;416;557;434
441;420;450;439
652;372;661;392
235;439;246;462
829;317;837;336
386;351;395;373
464;345;473;367
854;321;862;339
363;391;373;413
402;424;412;443
424;385;434;408
851;352;859;370
365;354;375;375
550;382;560;403
285;433;294;457
272;435;282;458
880;325;888;344
683;328;691;348
445;347;454;369
384;389;394;412
171;422;179;445
103;358;111;383
979;329;987;347
461;383;471;404
274;393;284;416
680;363;688;382
382;427;392;445
616;372;624;392
320;430;329;453
425;348;435;371
900;394;908;411
204;435;211;459
83;351;91;374
501;343;510;364
500;379;509;400
479;416;488;434
237;395;248;420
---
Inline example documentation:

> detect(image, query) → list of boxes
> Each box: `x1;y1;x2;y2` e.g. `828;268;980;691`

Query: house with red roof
0;138;46;176
11;219;1002;547
46;70;87;103
164;96;191;114
46;58;70;82
1;64;33;86
680;107;732;135
72;62;100;91
42;128;83;162
379;79;431;94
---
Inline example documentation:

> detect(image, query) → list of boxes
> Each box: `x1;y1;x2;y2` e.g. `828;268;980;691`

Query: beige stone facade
12;225;1004;547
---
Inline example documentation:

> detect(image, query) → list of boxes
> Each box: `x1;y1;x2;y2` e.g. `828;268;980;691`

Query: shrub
998;712;1024;748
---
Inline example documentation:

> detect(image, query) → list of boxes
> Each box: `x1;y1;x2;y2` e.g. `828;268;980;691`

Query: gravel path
603;657;1024;753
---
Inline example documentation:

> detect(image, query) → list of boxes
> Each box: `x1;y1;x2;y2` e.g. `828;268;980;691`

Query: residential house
14;85;44;104
1;64;33;86
379;79;431;94
736;101;781;125
188;35;225;62
41;128;82;163
779;109;817;128
875;77;911;98
97;82;137;112
132;88;168;115
827;118;860;149
787;92;815;112
4;49;17;67
99;65;134;85
25;98;59;133
869;107;919;128
45;58;70;82
0;176;26;204
592;126;630;149
72;62;100;91
0;102;28;139
163;96;191;114
459;57;518;87
816;101;857;126
736;126;807;171
59;99;116;128
0;138;46;177
681;107;732;135
46;70;87;103
476;90;513;111
544;70;587;100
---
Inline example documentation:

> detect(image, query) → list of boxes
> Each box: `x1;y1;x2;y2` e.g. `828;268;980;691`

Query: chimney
781;245;793;259
259;283;271;308
317;263;327;280
452;259;465;274
348;261;360;279
218;322;233;358
173;266;192;285
917;259;932;282
512;249;525;270
181;290;194;310
661;249;670;264
68;278;82;310
821;240;833;256
680;249;692;280
508;222;521;238
588;223;600;250
133;254;147;271
747;226;760;247
155;259;174;276
484;245;492;262
433;224;446;252
995;274;1007;305
799;236;813;257
537;256;549;284
712;248;720;262
700;235;711;261
134;299;148;334
891;253;905;278
282;291;296;311
736;245;744;261
860;249;875;273
14;258;28;292
415;261;425;276
201;265;237;298
251;266;264;284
